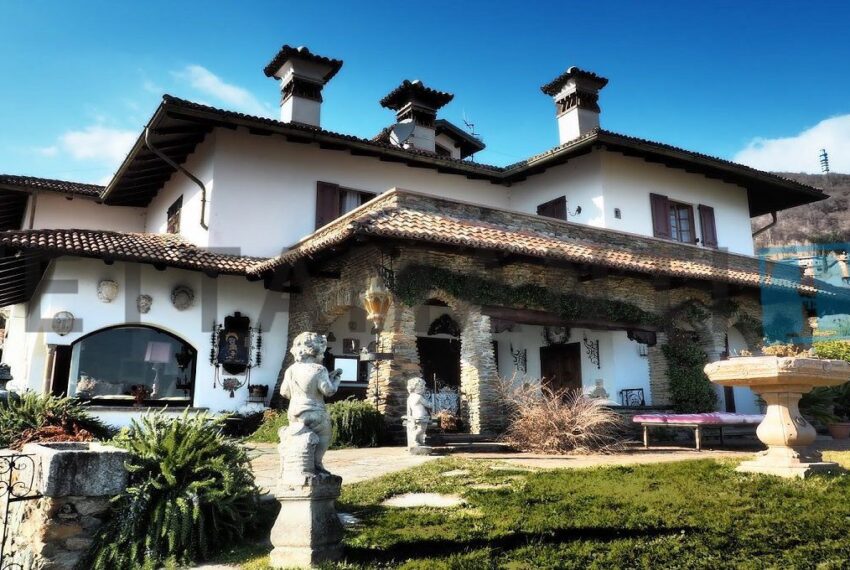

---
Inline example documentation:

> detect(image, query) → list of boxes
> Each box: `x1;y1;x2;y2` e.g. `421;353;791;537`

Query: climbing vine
391;264;662;328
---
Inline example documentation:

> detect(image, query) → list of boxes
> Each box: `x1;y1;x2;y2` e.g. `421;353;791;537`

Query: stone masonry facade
275;238;764;435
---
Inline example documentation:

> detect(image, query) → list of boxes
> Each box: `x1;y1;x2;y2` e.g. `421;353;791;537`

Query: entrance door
416;337;460;390
540;343;582;394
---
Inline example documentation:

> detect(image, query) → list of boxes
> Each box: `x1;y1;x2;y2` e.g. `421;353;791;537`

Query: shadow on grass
342;524;699;565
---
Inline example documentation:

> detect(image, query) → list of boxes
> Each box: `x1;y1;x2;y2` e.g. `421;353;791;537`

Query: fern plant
0;392;111;449
83;412;261;570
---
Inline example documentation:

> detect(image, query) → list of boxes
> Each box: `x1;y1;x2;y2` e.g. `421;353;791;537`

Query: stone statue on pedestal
271;332;344;568
404;377;433;455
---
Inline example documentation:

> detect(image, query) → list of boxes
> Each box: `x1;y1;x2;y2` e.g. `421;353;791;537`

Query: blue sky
1;0;848;184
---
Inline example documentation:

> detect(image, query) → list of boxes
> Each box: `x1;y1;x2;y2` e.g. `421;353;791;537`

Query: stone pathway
246;443;437;493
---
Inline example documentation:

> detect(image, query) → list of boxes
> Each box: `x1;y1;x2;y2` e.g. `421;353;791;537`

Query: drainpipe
144;127;209;230
752;211;777;238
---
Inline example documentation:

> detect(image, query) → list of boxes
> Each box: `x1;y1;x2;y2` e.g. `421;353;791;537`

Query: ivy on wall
391;264;760;414
391;264;662;328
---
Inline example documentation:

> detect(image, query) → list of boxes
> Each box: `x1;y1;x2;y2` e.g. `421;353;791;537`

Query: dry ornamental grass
496;376;625;455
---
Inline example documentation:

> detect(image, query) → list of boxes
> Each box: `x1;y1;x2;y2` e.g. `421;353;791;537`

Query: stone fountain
705;355;850;478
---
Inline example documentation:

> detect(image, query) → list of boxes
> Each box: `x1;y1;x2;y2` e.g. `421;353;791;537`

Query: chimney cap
263;45;343;80
380;79;454;111
540;66;608;96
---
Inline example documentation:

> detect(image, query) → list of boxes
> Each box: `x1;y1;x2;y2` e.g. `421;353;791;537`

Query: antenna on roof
462;110;481;140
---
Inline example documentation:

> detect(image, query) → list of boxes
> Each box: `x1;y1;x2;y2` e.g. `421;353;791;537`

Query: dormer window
167;196;182;234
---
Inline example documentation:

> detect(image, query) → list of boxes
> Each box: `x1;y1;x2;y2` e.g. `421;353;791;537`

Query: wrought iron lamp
360;275;394;365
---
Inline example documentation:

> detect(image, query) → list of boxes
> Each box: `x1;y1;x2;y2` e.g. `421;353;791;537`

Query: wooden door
416;337;461;390
540;343;582;394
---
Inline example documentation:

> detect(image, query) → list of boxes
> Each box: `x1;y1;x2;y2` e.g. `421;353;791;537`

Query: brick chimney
380;80;453;153
263;45;343;127
541;67;608;144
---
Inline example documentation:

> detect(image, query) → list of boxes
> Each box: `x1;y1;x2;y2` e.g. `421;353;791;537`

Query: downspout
144;127;209;230
752;211;777;238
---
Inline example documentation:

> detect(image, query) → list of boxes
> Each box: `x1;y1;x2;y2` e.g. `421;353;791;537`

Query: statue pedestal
408;445;433;456
270;474;343;568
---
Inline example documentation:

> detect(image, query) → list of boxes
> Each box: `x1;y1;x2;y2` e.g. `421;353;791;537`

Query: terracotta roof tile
263;45;343;80
0;229;269;276
541;67;609;96
252;190;826;295
0;175;103;198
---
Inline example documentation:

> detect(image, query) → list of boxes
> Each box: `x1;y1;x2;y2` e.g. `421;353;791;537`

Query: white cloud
734;115;850;174
59;125;136;164
34;146;58;157
174;65;270;117
142;79;163;95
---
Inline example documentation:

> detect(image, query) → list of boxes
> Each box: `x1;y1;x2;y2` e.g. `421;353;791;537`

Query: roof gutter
143;127;209;230
752;211;777;238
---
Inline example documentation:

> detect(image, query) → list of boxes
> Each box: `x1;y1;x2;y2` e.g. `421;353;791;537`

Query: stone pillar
367;302;421;435
459;307;500;434
6;442;129;569
647;332;671;407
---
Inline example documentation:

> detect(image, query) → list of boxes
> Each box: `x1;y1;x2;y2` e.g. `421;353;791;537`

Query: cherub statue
279;332;342;479
404;377;432;448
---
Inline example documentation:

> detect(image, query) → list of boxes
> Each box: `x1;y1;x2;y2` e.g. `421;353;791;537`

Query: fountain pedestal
704;356;850;478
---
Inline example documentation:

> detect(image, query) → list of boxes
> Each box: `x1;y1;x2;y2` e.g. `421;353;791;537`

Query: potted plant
826;382;850;439
248;383;269;402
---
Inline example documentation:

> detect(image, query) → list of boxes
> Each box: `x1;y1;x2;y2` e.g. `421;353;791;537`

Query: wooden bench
633;412;763;451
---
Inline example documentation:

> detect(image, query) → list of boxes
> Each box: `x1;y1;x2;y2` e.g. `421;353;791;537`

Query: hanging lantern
362;276;392;331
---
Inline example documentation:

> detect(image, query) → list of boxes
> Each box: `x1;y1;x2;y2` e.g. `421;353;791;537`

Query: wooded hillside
752;172;850;251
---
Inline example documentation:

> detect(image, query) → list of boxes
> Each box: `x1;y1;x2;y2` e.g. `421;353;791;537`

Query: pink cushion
633;412;764;426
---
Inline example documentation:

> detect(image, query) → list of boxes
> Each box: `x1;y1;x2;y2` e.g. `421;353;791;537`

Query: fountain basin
704;356;850;478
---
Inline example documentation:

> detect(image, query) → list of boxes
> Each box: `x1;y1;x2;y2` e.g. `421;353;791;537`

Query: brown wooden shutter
698;204;718;248
537;196;567;220
650;193;671;239
315;181;340;229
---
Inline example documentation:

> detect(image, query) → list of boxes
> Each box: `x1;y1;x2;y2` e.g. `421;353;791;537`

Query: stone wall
4;442;128;569
278;241;764;433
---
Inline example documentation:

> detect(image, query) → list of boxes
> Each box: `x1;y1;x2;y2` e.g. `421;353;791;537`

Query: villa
0;45;833;431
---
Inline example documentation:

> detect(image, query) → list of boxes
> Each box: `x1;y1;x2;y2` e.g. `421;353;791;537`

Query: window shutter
650;193;671;239
315;181;340;229
537;196;567;220
698;204;718;248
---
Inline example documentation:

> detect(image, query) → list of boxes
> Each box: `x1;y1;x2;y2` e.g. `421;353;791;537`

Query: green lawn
226;452;850;569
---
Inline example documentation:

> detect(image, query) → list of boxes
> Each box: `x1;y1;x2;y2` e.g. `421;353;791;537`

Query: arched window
66;325;196;407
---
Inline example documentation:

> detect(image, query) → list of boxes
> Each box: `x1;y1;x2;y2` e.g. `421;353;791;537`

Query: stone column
647;332;671;407
367;302;421;436
459;307;500;434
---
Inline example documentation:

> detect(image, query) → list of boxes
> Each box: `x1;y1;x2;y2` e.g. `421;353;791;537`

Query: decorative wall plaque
96;280;119;303
170;285;195;311
51;311;75;336
137;294;153;314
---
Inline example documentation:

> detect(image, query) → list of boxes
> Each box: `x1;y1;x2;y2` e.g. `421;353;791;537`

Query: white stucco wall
600;153;755;255
208;128;509;257
508;152;605;226
29;193;145;232
493;324;650;403
14;257;289;427
723;327;761;414
144;133;217;248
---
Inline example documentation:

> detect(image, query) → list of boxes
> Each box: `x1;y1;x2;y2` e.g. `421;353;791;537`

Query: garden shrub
662;331;717;413
813;339;850;362
328;398;384;448
84;412;261;570
246;400;384;447
0;392;111;449
499;382;625;454
245;408;289;443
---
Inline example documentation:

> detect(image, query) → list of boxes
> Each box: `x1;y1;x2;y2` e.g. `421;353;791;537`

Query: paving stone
381;493;466;508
